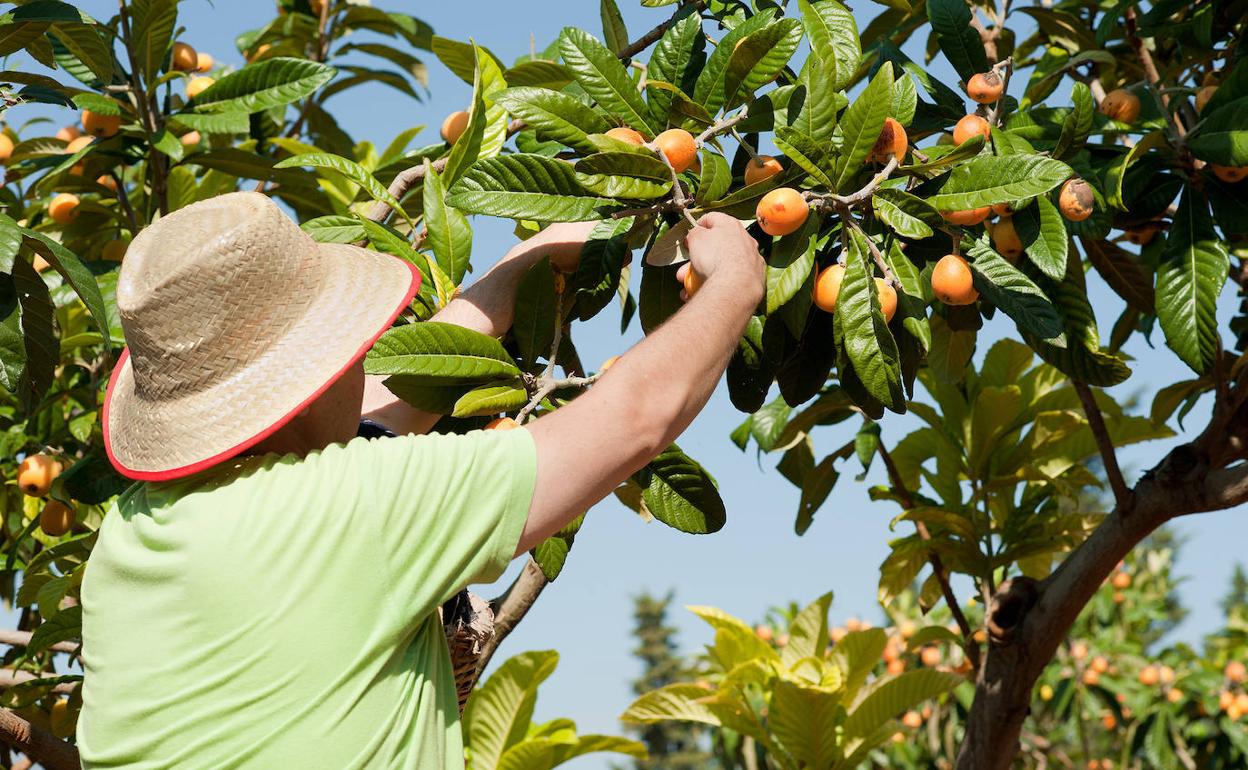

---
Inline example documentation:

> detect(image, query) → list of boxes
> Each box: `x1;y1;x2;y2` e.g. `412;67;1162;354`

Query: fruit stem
985;57;1014;127
655;147;699;229
730;128;759;161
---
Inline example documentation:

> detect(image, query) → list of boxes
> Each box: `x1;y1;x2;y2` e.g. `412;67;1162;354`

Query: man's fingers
696;211;739;230
675;262;690;282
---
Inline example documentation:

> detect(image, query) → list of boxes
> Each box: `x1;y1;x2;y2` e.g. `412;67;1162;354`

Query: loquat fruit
605;126;645;145
953;114;991;145
484;417;519;431
49;193;80;225
18;454;62;497
869;117;908;164
1100;89;1140;123
40;500;74;537
171;41;198;72
941;207;991;226
82;110;121;138
653;128;697;173
186;76;215;99
931;254;979;306
966;71;1004;104
1058;179;1095;222
744;154;783;186
812;263;845;313
441;110;470;144
755;187;809;236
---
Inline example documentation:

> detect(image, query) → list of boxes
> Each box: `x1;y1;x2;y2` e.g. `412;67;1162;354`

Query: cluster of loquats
16;454;75;536
1218;660;1248;721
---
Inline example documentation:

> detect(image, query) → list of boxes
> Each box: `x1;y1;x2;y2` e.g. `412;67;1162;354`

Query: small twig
878;443;981;672
694;105;750;146
476;558;549;676
617;0;709;60
110;170;139;234
1072;380;1132;510
654;147;698;228
1125;7;1185;138
841;214;899;288
986;58;1015;127
810;156;900;209
730;127;759;160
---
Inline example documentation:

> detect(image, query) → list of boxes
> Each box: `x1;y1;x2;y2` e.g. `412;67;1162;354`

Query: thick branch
618;1;708;60
1072;380;1131;509
0;709;79;770
810;156;899;210
0;631;78;655
476;558;549;676
1124;7;1186;137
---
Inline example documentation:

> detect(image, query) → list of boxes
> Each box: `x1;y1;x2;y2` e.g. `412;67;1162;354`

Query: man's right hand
676;213;765;307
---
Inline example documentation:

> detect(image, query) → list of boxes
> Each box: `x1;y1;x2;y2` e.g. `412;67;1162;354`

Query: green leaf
795;453;841;535
1052;82;1093;160
841;228;904;410
926;155;1073;210
429;36;503;84
531;514;584;583
899;135;985;173
559;27;656;137
1011;196;1068;281
463;651;560;769
1187;96;1248;166
967;237;1064;342
0;263;55;413
452;381;529;418
21;231;110;345
169;110;249;134
773;127;835;189
364;322;520;384
766;215;820;314
1155;188;1228;373
770;678;842;770
791;56;839;141
600;0;629;55
1082;237;1155;314
874;188;936;239
781;592;833;668
448;154;622;222
512;257;558;367
49;21;112;83
646;10;704;128
800;0;861;90
574;151;673;199
621;684;721;726
1022;274;1130;386
877;537;928;607
927;0;990;82
635;445;727;534
275;152;408;221
494;87;610;154
130;0;177;82
422;162;471;285
27;605;81;655
191;57;335;113
442;44;508;186
722;19;803;110
832;63;893;193
502;60;572;90
573;218;632;321
843;669;963;736
693;11;774;117
0;213;23;273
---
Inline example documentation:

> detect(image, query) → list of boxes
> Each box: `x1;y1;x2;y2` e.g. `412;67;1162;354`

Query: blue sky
11;2;1248;765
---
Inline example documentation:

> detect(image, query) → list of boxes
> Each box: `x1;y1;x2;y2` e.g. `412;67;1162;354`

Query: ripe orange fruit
55;125;81;142
1219;690;1234;710
953;114;991;145
65;135;93;154
441;110;470;144
813;263;845;312
920;646;942;667
40;500;74;537
886;658;905;675
605;126;645;145
876;278;897;322
1111;571;1131;589
869;117;907;164
941;207;990;226
186;76;215;99
844;618;863;632
830;626;847;642
1113;591;1126;603
1100;713;1116;730
180;130;202;147
1082;669;1100;686
49;193;80;225
1195;85;1217;112
102;239;128;261
932;254;978;306
1236;692;1248;712
96;174;117;191
1166;688;1183;704
1138;666;1159;686
744;154;783;186
18;454;62;496
653;128;697;173
1123;221;1161;245
1211;165;1248;184
1226;661;1247;683
901;710;923;728
1059;179;1095;222
682;265;704;297
899;620;917;639
171;41;198;72
1100;89;1140;123
775;633;789;647
196;51;214;72
600;355;620;372
82;109;120;138
991;202;1015;217
755;187;809;236
1071;641;1089;660
990;216;1023;259
755;625;773;643
1091;656;1110;674
0;133;12;164
484;417;519;431
966;71;1004;103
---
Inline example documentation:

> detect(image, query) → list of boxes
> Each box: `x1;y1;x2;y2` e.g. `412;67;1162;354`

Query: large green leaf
574;151;673;199
1011;196;1068;281
621;683;721;726
275;152;408;221
800;0;860;90
874;188;937;239
693;11;774;117
452;381;528;418
191;57;335;113
463;651;560;769
130;0;177;82
1022;271;1131;386
773;127;835;189
722;19;803;110
494;87;610;154
781;592;833;668
447;154;622;221
600;0;629;54
559;27;656;136
1187;96;1248;166
645;10;704;128
364;322;520;383
832;63;893;193
967;237;1064;342
1155;189;1229;374
635;445;727;534
840;228;904;410
422;162;471;285
926;155;1073;210
927;0;989;81
0;263;55;413
443;44;509;187
512;257;558;367
1082;237;1155;314
21;231;110;345
843;669;963;737
1052;82;1093;160
770;677;843;770
766;216;821;314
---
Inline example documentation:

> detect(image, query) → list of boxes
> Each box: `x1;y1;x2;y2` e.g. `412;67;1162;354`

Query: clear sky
12;2;1247;766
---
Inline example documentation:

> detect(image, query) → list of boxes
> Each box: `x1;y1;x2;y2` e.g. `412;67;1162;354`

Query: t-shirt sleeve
341;429;536;622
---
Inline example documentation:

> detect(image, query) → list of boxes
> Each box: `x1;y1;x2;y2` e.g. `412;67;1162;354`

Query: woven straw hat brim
103;243;420;481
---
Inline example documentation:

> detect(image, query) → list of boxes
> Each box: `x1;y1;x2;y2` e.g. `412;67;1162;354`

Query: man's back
79;431;535;769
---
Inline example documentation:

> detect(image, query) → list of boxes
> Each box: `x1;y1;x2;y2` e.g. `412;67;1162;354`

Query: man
80;191;763;768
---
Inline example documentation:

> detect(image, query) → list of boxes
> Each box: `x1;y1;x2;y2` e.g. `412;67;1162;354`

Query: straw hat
103;192;420;480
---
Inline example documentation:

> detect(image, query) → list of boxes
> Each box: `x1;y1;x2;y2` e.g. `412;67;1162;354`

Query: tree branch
0;709;79;770
475;558;549;677
808;156;899;209
0;670;76;695
1124;7;1186;138
0;631;78;655
1072;380;1132;510
617;1;708;60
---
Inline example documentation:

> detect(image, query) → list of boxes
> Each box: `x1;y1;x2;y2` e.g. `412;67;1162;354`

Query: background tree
625;592;709;770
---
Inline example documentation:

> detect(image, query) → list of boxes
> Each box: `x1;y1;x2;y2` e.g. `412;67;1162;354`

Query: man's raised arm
362;221;598;434
518;213;764;552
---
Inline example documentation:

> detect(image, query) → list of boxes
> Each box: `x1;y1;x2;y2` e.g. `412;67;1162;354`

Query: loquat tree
0;0;1246;768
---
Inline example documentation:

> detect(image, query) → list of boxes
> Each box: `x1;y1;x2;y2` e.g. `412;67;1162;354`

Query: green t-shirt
78;429;536;769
